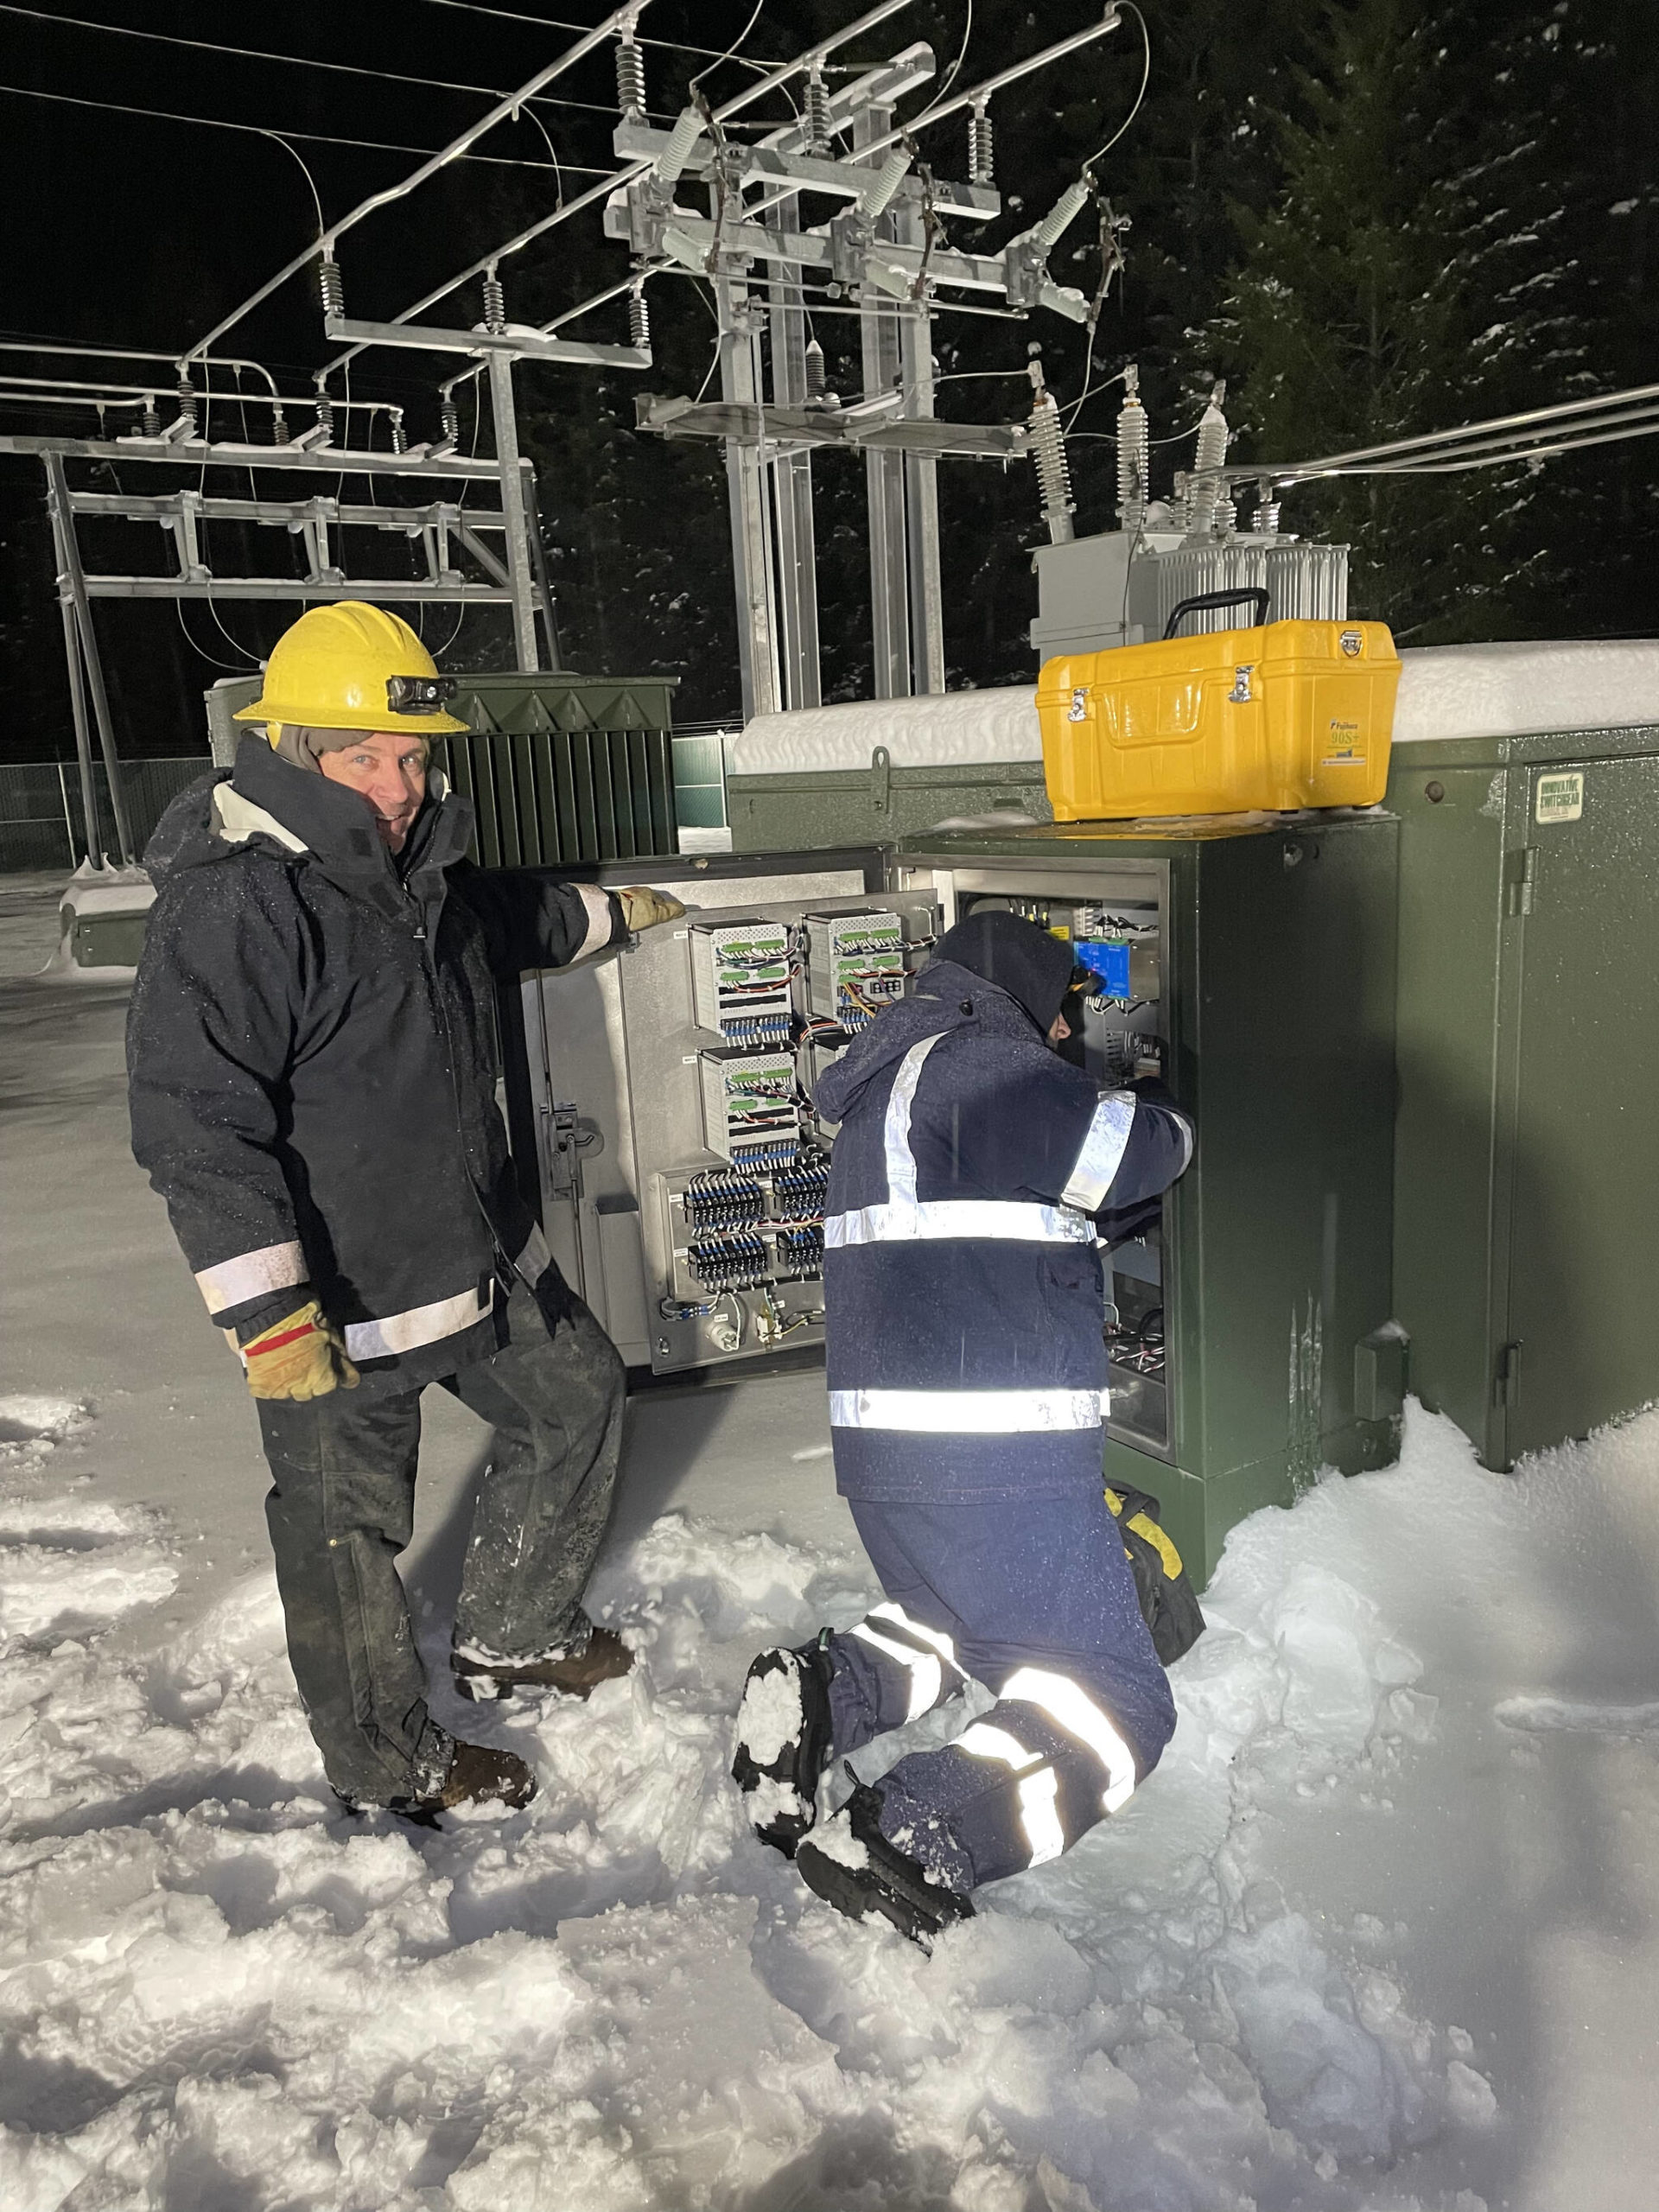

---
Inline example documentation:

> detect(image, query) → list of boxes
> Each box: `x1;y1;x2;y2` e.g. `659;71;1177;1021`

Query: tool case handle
1162;587;1270;639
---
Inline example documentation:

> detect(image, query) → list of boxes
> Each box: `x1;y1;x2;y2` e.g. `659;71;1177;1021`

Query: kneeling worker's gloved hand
243;1300;359;1401
616;885;687;932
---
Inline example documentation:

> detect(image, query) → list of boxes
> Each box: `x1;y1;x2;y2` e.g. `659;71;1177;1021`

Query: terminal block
690;919;793;1045
770;1157;830;1222
683;1231;774;1294
772;1222;825;1278
804;912;906;1033
698;1048;800;1166
679;1167;765;1233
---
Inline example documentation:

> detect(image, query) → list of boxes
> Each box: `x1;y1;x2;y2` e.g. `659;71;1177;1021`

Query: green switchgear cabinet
728;753;1052;852
1388;723;1659;1469
893;813;1402;1586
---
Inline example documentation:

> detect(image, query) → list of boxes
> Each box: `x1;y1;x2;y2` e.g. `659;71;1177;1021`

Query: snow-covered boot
732;1635;835;1857
454;1622;634;1703
795;1782;975;1948
342;1742;537;1827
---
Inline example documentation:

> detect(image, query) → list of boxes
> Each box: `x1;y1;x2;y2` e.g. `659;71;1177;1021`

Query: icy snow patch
0;1402;176;1644
0;1397;91;1478
1495;1694;1659;1739
0;1396;88;1447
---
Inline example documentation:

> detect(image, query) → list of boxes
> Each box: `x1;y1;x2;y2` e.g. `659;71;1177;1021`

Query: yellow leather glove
616;885;687;932
243;1300;359;1402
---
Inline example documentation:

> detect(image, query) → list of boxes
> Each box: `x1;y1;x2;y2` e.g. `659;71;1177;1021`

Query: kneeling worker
128;602;683;1822
734;910;1193;1941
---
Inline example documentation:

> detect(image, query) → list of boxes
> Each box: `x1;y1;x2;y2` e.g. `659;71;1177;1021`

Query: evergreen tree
1220;0;1591;642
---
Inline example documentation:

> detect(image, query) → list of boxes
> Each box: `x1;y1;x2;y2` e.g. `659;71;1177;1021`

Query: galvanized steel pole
855;103;911;700
764;195;822;711
486;353;541;671
45;453;134;866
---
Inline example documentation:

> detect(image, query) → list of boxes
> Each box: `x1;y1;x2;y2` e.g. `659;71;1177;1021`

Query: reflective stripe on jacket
814;960;1192;1503
128;735;621;1390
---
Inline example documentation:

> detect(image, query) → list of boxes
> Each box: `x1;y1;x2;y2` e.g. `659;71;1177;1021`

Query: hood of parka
812;957;1049;1127
143;733;472;916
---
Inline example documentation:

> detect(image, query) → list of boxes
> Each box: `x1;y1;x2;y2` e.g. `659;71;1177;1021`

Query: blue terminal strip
1074;938;1133;1001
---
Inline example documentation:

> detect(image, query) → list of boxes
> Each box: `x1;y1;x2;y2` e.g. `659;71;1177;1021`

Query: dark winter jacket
127;735;623;1391
815;959;1192;1503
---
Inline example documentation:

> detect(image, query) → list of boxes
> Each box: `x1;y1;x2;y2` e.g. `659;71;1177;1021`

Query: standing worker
128;603;683;1823
733;910;1193;1942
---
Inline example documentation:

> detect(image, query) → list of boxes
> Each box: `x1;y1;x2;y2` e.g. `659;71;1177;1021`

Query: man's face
318;731;429;852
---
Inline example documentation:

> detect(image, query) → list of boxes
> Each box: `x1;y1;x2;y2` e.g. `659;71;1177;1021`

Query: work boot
795;1783;975;1950
339;1741;537;1827
453;1623;634;1703
732;1635;835;1859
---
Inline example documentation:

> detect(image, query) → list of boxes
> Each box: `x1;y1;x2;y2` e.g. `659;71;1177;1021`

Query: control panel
689;921;793;1046
517;874;939;1377
803;911;907;1033
641;894;938;1363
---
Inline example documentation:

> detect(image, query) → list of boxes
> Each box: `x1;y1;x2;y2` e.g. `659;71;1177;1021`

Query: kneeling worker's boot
796;1783;975;1950
732;1635;835;1858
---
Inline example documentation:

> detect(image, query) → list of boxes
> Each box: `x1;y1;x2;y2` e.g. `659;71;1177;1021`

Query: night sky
1;0;1652;772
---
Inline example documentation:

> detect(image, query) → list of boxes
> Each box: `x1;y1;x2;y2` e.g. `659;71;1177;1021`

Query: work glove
615;885;687;932
242;1299;359;1402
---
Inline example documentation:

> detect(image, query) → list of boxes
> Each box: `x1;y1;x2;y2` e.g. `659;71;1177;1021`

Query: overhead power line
412;0;781;67
0;5;673;124
0;82;611;168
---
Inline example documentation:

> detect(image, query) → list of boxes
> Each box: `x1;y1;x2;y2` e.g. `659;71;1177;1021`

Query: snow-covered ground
3;870;1658;2212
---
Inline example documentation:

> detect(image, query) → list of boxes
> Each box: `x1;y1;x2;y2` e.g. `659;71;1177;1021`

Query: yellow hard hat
234;601;468;735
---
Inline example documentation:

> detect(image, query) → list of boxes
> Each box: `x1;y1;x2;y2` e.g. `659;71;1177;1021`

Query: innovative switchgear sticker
1535;771;1585;824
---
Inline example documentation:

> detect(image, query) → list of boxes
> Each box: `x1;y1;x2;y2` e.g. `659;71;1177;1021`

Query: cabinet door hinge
1494;1338;1522;1408
1504;847;1535;918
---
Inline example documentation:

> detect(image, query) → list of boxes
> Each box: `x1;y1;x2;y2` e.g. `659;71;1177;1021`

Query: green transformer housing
728;750;1052;852
1387;723;1659;1470
893;814;1402;1586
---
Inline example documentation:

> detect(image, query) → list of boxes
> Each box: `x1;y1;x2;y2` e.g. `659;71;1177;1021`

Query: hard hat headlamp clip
386;673;457;715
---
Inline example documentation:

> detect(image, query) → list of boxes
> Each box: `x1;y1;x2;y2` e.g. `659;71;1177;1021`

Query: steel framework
3;0;1136;858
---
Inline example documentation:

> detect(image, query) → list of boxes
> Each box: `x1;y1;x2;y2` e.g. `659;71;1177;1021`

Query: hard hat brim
232;696;468;735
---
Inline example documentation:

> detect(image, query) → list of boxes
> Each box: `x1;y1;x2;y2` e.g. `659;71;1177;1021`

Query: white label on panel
1535;771;1584;825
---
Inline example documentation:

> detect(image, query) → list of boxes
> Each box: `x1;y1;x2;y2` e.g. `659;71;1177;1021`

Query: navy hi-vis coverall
812;959;1193;1891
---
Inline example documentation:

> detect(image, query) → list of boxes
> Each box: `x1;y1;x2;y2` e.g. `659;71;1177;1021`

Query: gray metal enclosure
508;849;938;1377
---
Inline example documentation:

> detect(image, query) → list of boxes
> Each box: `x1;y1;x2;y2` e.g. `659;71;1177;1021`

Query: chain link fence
0;759;213;874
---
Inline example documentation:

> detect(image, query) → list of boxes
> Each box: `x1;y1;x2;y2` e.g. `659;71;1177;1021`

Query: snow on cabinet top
731;687;1044;776
1390;638;1659;744
730;639;1659;776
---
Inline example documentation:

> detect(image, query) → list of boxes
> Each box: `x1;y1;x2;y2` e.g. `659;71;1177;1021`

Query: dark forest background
0;0;1653;764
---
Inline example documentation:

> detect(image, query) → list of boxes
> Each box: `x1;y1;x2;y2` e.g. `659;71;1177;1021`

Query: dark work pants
257;1279;626;1807
826;1490;1178;1892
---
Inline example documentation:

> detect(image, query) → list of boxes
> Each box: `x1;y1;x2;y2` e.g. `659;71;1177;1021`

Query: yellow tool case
1037;593;1401;822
